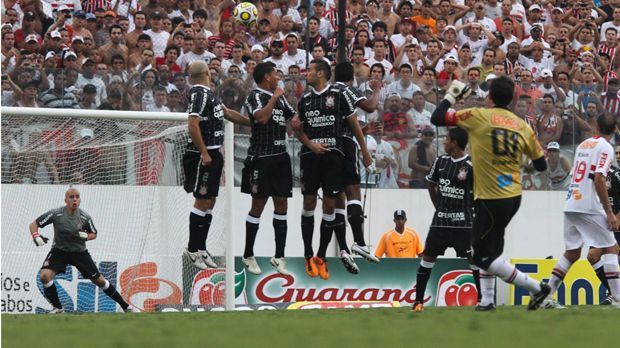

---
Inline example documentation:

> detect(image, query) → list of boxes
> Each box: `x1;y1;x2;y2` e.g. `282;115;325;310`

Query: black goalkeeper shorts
41;248;100;280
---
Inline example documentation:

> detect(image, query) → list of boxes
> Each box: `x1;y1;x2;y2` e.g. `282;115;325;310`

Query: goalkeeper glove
78;232;89;240
444;80;472;105
32;231;49;247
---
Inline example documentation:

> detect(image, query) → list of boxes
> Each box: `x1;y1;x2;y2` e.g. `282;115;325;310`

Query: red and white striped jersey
598;43;617;63
602;93;620;115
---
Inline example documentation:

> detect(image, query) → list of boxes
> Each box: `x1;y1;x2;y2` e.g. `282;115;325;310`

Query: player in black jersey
240;62;296;276
182;60;249;270
411;128;484;311
331;62;383;268
295;60;373;280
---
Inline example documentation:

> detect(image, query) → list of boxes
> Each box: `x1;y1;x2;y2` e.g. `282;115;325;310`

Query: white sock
487;258;541;294
548;256;573;296
602;253;620;302
479;269;495;306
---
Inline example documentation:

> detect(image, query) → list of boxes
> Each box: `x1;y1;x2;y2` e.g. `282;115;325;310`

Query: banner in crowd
510;259;607;306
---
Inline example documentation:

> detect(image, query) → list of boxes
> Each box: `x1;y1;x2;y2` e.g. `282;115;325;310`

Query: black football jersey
335;82;366;139
298;83;356;156
607;165;620;214
426;155;474;228
244;88;296;157
186;84;224;149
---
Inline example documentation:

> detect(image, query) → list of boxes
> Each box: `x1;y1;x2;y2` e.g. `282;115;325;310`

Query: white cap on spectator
251;44;265;53
444;54;458;63
580;50;595;57
72;35;84;43
45;51;56;60
2;23;13;30
285;32;299;40
547;142;560;150
540;68;553;78
80;128;94;138
25;34;39;42
50;30;62;39
529;4;542;11
485;73;497;82
58;4;70;11
443;25;456;34
64;51;77;59
552;7;564;13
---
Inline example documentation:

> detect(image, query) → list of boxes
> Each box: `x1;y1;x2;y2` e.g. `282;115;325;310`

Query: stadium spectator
374;210;424;258
536;94;563;146
408;127;436;189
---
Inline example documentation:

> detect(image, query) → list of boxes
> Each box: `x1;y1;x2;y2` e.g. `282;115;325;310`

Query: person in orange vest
374;210;424;258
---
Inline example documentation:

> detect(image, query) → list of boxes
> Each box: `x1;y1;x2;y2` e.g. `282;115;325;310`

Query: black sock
244;214;260;258
188;210;204;252
347;202;365;246
595;266;611;295
317;217;334;258
200;213;213;250
301;213;314;258
273;213;287;258
43;282;62;309
333;212;349;253
415;265;433;302
103;283;129;310
471;268;481;302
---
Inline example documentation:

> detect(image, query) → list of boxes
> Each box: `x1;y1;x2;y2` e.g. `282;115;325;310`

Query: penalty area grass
2;306;617;348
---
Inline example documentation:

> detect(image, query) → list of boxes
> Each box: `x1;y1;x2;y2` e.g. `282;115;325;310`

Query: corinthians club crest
325;96;335;108
457;167;468;181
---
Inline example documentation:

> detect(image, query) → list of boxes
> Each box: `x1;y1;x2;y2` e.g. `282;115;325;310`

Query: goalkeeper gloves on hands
444;80;472;105
32;232;49;247
78;232;89;240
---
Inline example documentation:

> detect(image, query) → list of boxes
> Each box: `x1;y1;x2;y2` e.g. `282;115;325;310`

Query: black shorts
471;196;521;268
300;151;344;197
424;226;472;258
182;148;223;199
342;137;360;187
241;153;293;198
41;248;100;280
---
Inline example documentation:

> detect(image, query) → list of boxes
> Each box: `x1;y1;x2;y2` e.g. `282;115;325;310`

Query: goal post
1;106;236;312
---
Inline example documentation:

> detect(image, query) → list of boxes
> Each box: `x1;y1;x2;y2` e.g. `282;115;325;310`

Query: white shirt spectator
177;50;215;69
146;104;170;112
144;29;170;56
169;9;193;24
386;80;421;99
264;55;295;74
526;57;556;78
273;8;301;22
75;74;107;106
283;49;309;71
365;57;394;75
600;22;620;42
407;107;433;133
221;59;246;75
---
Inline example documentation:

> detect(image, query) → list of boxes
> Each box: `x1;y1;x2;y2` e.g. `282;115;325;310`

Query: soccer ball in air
233;2;258;27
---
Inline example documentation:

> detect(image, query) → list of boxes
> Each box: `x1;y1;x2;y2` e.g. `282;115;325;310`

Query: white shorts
563;212;618;249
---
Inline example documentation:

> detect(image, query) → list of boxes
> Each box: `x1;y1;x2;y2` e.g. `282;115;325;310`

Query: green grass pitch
3;306;618;348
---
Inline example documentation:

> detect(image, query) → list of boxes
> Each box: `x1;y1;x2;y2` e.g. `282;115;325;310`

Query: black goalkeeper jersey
298;83;356;156
244;87;296;157
186;84;224;150
335;82;366;139
607;165;620;214
426;154;474;228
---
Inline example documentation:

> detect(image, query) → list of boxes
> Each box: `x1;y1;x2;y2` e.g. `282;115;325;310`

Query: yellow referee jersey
446;107;544;200
374;227;424;258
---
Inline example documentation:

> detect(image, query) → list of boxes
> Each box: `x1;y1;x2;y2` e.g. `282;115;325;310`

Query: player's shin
200;210;213;249
42;280;62;310
470;264;482;303
273;213;287;258
301;210;315;258
548;256;574;295
479;269;496;306
602;253;620;301
415;260;434;303
244;214;261;258
100;279;129;310
334;209;350;253
188;207;207;252
317;213;336;258
346;200;365;246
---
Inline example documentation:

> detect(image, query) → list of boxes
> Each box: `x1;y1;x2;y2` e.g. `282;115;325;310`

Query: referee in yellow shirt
374;210;424;258
430;76;550;311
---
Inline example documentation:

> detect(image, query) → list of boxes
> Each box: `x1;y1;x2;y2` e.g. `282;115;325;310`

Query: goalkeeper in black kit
29;187;133;313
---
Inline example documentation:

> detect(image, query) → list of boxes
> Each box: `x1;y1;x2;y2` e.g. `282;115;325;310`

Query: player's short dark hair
253;62;276;84
334;61;354;83
448;127;468;149
311;59;331;80
489;75;514;107
108;24;122;34
597;114;615;135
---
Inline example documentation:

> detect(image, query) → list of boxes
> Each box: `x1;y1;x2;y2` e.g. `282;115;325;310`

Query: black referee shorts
424;226;472;258
471;196;521;269
341;137;361;187
300;152;344;197
41;248;100;280
241;153;293;198
182;149;223;199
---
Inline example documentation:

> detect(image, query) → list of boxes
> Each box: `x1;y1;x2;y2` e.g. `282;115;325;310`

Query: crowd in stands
1;0;619;189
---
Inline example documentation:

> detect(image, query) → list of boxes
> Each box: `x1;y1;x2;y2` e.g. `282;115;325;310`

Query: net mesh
1;114;230;313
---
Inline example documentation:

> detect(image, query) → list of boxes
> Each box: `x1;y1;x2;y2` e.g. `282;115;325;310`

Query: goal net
1;108;235;313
